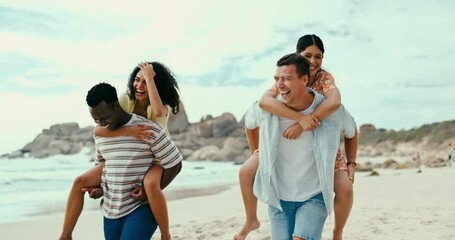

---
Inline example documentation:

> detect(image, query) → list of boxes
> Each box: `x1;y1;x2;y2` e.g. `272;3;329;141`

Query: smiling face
299;44;323;77
132;71;149;102
274;64;308;106
89;101;119;130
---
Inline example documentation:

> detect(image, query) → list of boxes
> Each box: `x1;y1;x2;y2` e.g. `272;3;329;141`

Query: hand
269;85;279;96
138;62;156;81
347;164;356;183
297;114;320;131
128;124;156;143
283;123;303;139
130;183;147;201
82;187;103;199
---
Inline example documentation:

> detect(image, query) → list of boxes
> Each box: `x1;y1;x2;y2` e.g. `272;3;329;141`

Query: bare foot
233;220;260;240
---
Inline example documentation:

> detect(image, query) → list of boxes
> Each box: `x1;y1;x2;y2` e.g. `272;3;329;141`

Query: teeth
136;89;145;93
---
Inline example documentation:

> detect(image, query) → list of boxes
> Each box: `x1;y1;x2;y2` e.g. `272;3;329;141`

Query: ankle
59;233;73;240
161;233;171;240
332;229;343;240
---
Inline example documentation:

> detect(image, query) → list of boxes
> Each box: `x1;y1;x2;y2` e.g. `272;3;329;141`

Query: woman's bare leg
333;170;353;240
59;163;103;240
143;165;171;240
234;154;260;240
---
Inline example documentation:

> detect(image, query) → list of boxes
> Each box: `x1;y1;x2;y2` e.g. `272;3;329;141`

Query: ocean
0;150;241;224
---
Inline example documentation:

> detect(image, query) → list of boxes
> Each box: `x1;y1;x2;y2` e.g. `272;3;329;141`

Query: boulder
359;124;376;137
20;123;93;158
212;113;238;137
44;122;80;136
219;137;248;161
188;145;223;161
168;102;190;134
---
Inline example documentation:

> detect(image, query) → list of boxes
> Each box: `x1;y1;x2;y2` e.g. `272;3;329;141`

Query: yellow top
118;93;170;134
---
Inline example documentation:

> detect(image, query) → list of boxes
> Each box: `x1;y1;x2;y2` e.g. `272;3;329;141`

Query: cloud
0;6;65;35
1;0;454;154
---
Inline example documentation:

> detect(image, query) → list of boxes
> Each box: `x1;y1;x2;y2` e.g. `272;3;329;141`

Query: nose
309;57;315;65
276;78;284;88
137;80;146;88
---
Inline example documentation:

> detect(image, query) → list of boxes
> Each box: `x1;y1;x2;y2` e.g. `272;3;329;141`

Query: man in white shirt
245;53;357;240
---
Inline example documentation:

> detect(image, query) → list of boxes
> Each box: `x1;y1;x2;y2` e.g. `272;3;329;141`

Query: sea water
0;151;241;224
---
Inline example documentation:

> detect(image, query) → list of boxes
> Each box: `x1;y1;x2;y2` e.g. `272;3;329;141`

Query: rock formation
5;105;249;161
5;109;455;170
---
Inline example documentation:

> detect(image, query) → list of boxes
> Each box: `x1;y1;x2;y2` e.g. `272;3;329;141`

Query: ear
302;75;309;87
114;101;121;110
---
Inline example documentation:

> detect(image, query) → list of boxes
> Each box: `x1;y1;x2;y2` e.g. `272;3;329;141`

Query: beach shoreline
2;166;455;239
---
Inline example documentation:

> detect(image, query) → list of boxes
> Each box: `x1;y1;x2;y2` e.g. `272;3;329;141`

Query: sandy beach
1;166;454;240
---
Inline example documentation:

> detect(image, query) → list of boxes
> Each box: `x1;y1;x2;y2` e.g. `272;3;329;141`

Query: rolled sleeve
341;106;357;139
245;101;261;129
148;127;183;169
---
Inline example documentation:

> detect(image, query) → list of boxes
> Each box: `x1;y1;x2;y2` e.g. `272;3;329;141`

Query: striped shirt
94;113;183;219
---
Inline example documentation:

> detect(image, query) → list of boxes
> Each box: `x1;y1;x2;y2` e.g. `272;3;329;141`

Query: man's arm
344;129;358;183
86;143;105;199
245;127;259;155
339;106;358;182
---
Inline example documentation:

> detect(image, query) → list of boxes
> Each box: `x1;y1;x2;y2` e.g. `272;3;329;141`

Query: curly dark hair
127;62;180;115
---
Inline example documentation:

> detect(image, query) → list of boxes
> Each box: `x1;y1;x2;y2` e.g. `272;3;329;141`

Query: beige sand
1;167;454;239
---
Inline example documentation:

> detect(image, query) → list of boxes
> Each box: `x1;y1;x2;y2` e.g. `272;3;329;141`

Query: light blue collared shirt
244;88;356;214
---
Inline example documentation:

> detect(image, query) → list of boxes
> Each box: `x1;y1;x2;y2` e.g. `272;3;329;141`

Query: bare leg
59;163;103;240
333;170;353;240
234;154;260;240
144;165;171;240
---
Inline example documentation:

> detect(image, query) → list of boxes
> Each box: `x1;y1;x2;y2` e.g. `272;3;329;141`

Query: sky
0;0;454;154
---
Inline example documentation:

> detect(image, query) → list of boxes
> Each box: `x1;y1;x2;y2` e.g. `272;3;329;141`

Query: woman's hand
297;114;320;131
138;62;156;81
127;124;156;143
82;187;103;199
130;183;147;201
283;123;304;139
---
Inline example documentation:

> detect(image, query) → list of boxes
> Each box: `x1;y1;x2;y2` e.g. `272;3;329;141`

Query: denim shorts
103;203;157;240
268;192;327;240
